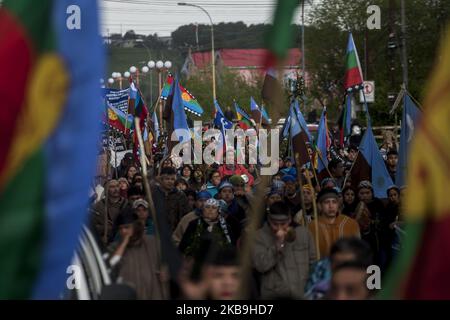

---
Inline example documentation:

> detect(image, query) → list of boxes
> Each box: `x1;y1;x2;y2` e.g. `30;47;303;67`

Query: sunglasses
204;205;218;209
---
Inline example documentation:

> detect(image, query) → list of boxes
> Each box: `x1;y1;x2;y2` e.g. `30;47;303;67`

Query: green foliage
306;0;450;125
183;68;265;121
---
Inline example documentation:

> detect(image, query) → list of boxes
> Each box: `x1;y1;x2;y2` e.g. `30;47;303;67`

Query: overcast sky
100;0;316;37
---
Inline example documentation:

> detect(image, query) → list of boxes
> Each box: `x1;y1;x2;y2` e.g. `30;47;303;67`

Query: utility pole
364;29;368;80
388;0;396;91
400;0;408;89
301;1;305;79
195;23;200;51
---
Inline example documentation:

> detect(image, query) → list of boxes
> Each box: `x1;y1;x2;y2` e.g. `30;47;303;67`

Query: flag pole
294;153;309;227
343;150;360;187
236;67;284;299
316;147;334;180
103;97;111;246
304;166;321;260
134;116;168;298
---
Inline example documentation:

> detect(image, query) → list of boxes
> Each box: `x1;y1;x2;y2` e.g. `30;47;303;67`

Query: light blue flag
359;124;394;198
171;77;189;142
316;108;329;173
396;94;421;187
293;100;312;142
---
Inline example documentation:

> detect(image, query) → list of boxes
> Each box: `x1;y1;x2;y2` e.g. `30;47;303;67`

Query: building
181;48;305;85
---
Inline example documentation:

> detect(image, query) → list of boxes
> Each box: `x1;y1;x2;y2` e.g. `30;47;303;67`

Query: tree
123;30;136;40
305;0;450;125
183;68;270;121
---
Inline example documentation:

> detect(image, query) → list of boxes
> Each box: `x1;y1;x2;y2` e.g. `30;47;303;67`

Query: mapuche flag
160;73;204;116
0;0;104;298
380;26;450;300
104;102;134;134
234;102;254;130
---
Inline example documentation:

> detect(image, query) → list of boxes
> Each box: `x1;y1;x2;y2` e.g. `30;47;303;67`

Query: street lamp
178;2;216;101
154;60;171;132
124;71;131;78
111;72;125;89
164;61;172;69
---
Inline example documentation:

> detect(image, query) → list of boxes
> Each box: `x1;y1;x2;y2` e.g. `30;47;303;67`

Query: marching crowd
88;127;403;300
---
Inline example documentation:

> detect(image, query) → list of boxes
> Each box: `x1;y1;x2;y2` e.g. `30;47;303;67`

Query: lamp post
111;72;123;89
178;2;216;101
148;60;156;109
156;60;165;131
130;65;139;85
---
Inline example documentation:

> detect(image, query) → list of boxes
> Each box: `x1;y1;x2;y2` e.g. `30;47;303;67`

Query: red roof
191;48;301;69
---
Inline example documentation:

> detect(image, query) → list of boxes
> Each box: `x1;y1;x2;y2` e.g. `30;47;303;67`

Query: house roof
190;48;301;69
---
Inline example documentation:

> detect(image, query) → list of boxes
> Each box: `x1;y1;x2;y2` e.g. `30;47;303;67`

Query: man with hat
179;198;237;257
90;179;128;245
293;184;315;226
356;180;385;268
282;174;302;215
172;190;212;247
252;201;317;299
308;188;360;258
133;199;155;236
109;207;167;299
152;167;190;232
229;174;253;222
218;181;246;226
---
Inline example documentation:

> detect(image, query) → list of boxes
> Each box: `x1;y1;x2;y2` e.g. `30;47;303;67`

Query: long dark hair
342;186;358;217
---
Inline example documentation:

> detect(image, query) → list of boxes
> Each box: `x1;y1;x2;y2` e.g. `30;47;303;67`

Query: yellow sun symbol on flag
182;92;191;102
108;109;118;121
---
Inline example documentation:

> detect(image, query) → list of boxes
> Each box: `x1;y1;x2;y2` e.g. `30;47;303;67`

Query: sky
100;0;316;37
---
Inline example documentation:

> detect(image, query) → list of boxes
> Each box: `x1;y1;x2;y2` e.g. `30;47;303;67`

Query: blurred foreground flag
0;0;104;298
381;26;450;299
261;0;298;106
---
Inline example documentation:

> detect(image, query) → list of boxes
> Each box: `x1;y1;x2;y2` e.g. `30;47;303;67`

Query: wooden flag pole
316;148;335;180
304;167;321;260
343;150;360;187
294;152;308;223
237;66;283;299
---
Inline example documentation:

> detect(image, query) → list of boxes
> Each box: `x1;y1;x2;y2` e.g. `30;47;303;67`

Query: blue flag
396;94;422;187
293;100;313;142
261;105;270;123
281;112;291;140
214;100;233;131
317;108;329;173
103;88;129;113
171;77;189;142
359;124;394;198
344;93;352;137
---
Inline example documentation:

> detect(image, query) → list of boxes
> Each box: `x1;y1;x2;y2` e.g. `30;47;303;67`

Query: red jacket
218;164;255;186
